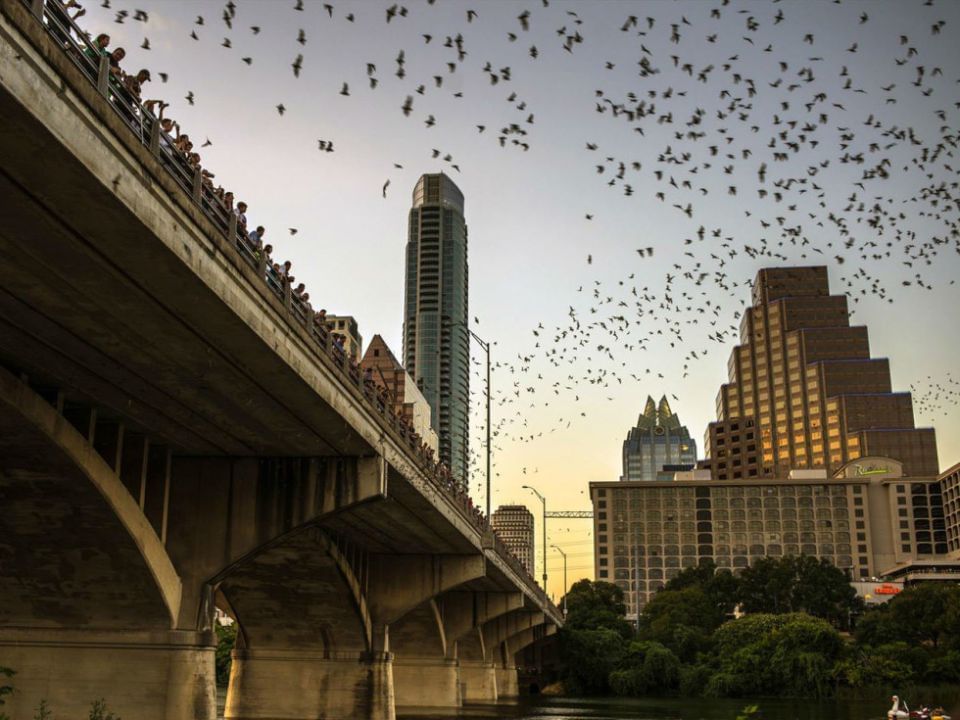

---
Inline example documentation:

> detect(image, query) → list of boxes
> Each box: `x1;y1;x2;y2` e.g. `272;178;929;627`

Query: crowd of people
34;0;514;551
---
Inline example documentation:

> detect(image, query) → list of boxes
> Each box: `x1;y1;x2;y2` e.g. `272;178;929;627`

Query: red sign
875;584;901;595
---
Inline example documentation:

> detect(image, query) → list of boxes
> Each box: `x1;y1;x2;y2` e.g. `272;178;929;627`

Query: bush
0;666;13;720
705;613;843;698
609;641;681;696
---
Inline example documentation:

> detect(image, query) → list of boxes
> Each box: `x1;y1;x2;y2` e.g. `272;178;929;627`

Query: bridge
0;1;562;718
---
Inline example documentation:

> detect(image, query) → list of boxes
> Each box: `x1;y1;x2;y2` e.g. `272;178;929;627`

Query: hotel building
591;457;949;619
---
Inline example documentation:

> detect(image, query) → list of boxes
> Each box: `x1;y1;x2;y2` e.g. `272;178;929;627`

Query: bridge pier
224;650;394;720
0;627;216;720
459;660;499;703
494;666;520;699
391;657;461;712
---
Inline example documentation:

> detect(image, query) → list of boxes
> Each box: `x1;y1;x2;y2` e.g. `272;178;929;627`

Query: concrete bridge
0;1;561;717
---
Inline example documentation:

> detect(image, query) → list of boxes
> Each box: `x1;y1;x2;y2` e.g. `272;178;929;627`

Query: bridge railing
18;0;559;611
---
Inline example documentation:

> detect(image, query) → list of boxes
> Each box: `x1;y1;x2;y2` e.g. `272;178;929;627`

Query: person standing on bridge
83;32;109;64
248;226;266;248
236;202;248;231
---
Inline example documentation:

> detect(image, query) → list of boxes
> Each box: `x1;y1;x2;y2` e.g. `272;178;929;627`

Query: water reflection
400;694;960;720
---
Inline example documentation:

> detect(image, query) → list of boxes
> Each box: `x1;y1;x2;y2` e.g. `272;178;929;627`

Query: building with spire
700;266;938;480
621;395;698;482
402;174;470;485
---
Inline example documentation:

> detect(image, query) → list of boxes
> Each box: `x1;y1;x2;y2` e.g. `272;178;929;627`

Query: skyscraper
701;266;938;479
403;174;470;484
491;505;535;576
621;396;698;481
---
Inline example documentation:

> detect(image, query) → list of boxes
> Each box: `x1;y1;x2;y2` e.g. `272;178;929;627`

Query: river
398;694;960;720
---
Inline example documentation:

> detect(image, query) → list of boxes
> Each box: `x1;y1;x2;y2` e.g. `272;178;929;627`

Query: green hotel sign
854;463;891;476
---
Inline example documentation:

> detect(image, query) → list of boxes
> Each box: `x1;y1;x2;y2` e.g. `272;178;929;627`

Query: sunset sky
78;0;960;598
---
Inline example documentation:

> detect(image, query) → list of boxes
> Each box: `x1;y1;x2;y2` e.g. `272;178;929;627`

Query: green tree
665;561;740;617
856;584;960;650
638;586;719;661
705;613;843;698
216;621;238;686
559;628;626;695
737;556;860;628
562;579;634;638
609;640;681;696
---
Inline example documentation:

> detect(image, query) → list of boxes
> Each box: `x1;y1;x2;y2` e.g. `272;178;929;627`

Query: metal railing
19;0;557;611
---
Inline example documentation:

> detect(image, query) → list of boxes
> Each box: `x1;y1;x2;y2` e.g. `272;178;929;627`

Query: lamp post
522;485;547;590
551;544;567;615
451;321;492;518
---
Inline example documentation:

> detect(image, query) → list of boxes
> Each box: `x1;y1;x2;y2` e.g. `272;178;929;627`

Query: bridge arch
0;368;180;628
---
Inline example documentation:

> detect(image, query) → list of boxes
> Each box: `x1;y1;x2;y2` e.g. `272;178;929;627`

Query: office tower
621;395;698;481
324;315;362;362
701;266;938;480
492;505;536;576
402;174;469;484
360;335;439;454
592;457;950;617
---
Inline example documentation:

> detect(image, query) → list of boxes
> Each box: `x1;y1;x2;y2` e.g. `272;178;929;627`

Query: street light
451;320;492;518
522;485;547;590
551;544;567;615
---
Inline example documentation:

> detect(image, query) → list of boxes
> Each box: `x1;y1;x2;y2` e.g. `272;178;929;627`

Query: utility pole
452;321;491;517
551;544;567;615
523;485;547;590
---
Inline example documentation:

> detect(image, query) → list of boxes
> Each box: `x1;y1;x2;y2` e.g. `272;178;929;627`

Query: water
399;695;960;720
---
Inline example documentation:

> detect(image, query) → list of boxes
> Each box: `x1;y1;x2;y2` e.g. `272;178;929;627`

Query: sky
76;0;960;599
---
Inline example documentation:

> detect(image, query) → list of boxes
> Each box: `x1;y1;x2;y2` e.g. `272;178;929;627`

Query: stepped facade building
699;267;938;480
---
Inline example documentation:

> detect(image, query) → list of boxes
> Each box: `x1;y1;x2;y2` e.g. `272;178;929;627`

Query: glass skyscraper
403;174;470;485
621;396;698;482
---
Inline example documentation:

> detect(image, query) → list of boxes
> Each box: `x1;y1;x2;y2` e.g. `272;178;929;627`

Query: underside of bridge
0;2;561;718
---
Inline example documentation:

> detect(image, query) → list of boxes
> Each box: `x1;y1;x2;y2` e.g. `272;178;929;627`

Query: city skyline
76;0;960;599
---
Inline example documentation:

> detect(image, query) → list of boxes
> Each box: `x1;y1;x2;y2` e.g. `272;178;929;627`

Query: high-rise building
700;266;938;480
359;334;439;454
491;505;535;576
403;174;470;484
622;396;698;481
592;456;952;618
324;315;362;362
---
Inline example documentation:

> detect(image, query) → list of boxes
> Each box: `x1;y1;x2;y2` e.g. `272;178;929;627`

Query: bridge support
224;650;394;720
391;657;461;712
495;667;520;699
459;660;499;703
0;627;216;720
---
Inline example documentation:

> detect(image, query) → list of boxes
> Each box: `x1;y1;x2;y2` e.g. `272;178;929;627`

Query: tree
664;560;740;617
559;628;626;695
638;586;720;660
737;556;861;628
561;579;634;638
705;613;843;698
609;640;681;696
856;583;960;650
216;621;238;686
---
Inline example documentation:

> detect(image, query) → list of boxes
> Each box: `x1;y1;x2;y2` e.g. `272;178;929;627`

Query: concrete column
495;666;520;699
459;660;498;703
392;656;461;711
225;650;394;720
0;627;216;720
